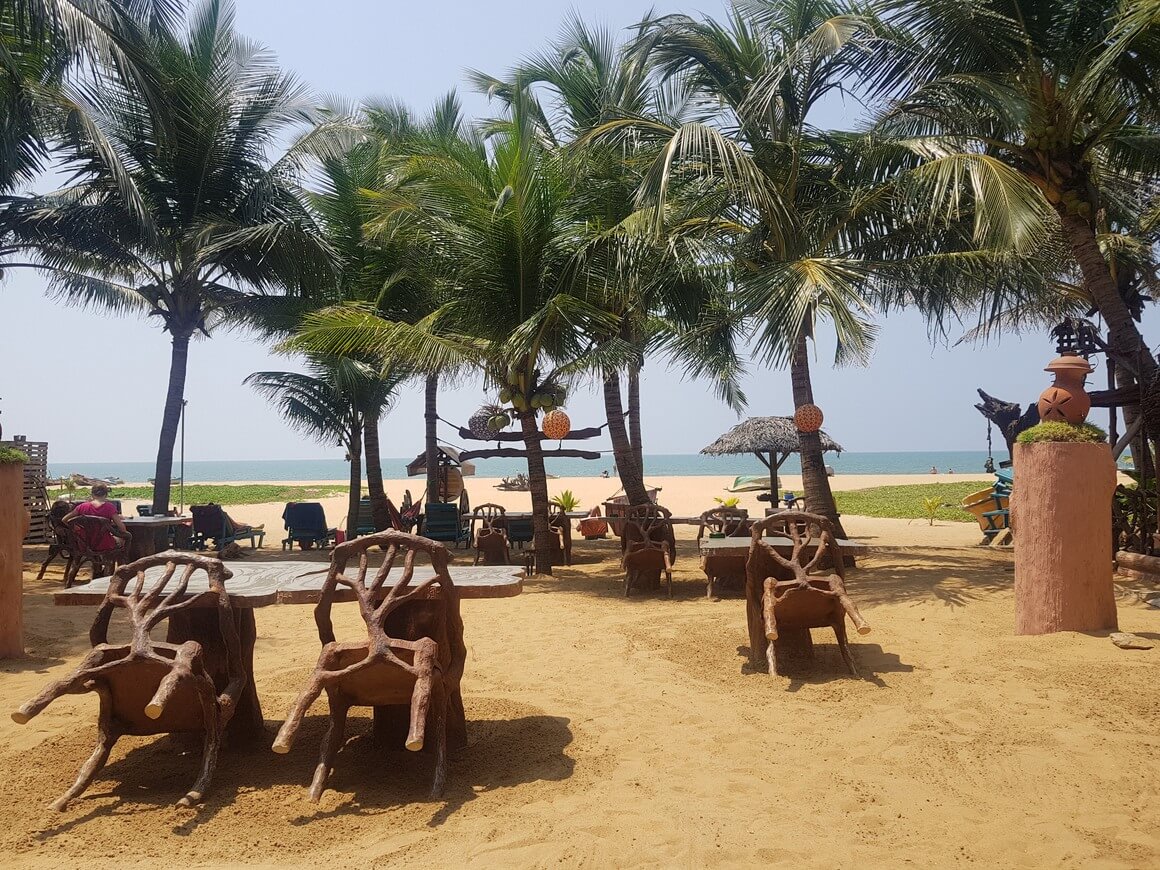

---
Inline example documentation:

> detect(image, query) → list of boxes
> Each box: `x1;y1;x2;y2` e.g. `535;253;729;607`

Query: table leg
166;608;265;745
127;527;164;562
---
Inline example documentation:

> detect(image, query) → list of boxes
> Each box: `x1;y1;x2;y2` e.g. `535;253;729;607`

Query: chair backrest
748;511;844;583
622;504;674;552
506;516;534;544
471;503;506;539
283;502;327;534
89;553;239;653
65;514;127;556
137;505;154;517
700;506;750;539
313;530;458;653
191;504;227;537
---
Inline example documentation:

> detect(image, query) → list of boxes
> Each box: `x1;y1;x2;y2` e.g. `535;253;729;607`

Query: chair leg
272;675;328;754
36;547;60;582
52;683;119;812
406;640;439;752
706;575;715;600
834;620;860;677
308;701;348;803
429;674;448;799
624;569;634;597
180;673;224;807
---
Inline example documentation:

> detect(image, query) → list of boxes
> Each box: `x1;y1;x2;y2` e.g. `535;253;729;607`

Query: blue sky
2;0;1151;464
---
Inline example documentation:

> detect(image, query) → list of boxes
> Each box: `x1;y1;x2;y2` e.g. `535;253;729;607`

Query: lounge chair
272;531;456;801
422;502;468;547
190;503;265;552
745;512;870;676
506;516;534;548
281;502;336;551
12;553;246;809
962;474;1011;541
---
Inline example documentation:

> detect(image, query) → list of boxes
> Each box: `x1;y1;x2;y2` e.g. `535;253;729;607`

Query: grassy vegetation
1016;421;1107;443
57;483;348;506
0;447;29;464
835;481;993;523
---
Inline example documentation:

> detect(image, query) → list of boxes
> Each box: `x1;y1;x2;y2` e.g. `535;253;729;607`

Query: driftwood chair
622;504;677;597
696;506;751;543
745;512;870;676
36;501;77;581
11;553;245;810
698;507;752;599
470;503;510;566
548;506;572;566
62;514;132;588
272;531;462;802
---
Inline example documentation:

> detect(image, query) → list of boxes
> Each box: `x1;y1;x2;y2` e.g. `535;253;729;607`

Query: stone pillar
0;461;30;657
1011;442;1118;634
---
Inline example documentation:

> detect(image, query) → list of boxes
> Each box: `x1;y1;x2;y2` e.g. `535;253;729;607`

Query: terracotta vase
0;462;29;657
1037;355;1093;424
1011;442;1117;635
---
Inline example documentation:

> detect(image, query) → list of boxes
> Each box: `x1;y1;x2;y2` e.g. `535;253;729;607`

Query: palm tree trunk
424;374;440;503
151;326;193;514
346;416;363;540
791;330;846;537
603;373;649;504
1059;212;1157;383
628;361;644;477
364;411;389;532
519;411;553;575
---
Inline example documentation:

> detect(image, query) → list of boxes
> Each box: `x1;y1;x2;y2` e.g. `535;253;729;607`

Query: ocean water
49;451;996;483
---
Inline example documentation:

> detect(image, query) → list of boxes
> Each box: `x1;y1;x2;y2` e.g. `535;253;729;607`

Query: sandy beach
127;473;993;548
4;539;1159;868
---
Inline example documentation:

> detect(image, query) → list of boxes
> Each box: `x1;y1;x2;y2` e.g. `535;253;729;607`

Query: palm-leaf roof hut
700;417;842;486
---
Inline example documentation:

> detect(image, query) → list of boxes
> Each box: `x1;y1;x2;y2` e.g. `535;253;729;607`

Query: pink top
74;500;119;551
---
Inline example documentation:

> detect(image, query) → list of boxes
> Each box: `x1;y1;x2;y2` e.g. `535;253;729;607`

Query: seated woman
62;484;129;554
576;506;609;540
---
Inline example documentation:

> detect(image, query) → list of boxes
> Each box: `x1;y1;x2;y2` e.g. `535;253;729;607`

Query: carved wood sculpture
470;503;510;566
62;515;132;588
622;504;677;597
745;512;870;676
272;530;462;802
11;553;245;809
548;506;572;566
698;507;751;599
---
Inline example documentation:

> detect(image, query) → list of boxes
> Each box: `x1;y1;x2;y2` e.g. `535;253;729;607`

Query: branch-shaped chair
548;506;572;566
36;501;77;581
698;507;751;598
11;553;244;809
62;515;132;588
745;512;870;676
622;504;677;597
470;503;510;566
272;530;462;802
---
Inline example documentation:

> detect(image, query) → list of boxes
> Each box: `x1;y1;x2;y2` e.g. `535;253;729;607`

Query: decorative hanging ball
794;403;824;433
541;408;572;440
1037;354;1093;424
467;408;495;440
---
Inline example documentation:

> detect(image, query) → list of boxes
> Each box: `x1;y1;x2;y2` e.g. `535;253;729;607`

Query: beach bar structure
406;446;476;503
700;417;842;490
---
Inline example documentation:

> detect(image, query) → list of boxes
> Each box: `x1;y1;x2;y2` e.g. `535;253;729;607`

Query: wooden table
121;515;191;561
57;560;522;745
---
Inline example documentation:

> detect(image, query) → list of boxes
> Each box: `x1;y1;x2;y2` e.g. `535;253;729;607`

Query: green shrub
550;489;581;512
0;447;28;464
1016;421;1107;444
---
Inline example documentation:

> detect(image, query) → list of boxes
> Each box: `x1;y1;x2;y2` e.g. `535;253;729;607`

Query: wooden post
0;460;30;657
1011;442;1118;634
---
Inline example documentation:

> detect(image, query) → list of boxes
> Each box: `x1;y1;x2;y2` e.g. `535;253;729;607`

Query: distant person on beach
601;469;609;478
63;484;127;552
948;468;955;474
930;466;938;474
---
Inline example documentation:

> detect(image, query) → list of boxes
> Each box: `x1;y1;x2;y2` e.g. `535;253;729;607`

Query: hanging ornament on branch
541;409;571;440
794;403;824;433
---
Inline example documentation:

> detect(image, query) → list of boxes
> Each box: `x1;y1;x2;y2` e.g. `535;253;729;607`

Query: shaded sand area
3;539;1159;868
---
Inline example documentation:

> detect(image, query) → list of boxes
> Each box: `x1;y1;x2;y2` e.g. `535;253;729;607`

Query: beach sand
3;540;1158;867
142;473;992;548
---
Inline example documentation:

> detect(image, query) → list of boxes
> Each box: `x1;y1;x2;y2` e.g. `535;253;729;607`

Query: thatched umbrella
700;417;842;487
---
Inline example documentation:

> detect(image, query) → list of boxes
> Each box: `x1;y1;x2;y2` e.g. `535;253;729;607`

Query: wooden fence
0;440;50;544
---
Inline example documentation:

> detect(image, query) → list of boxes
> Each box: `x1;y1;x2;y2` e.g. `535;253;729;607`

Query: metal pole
179;400;187;514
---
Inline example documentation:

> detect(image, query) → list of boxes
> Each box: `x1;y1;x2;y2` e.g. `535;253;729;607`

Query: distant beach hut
700;416;842;490
406;446;476;503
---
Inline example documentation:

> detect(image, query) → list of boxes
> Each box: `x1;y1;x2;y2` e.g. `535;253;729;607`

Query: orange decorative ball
541;409;571;440
794;403;824;433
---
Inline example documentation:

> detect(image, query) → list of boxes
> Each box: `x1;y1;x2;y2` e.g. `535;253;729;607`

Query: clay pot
1011;442;1117;635
1037;355;1092;424
794;403;824;433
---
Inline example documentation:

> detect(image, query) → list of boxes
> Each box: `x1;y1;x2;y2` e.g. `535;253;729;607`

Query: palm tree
471;15;745;506
865;0;1160;406
3;0;331;513
287;96;620;574
246;358;401;539
595;0;894;533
